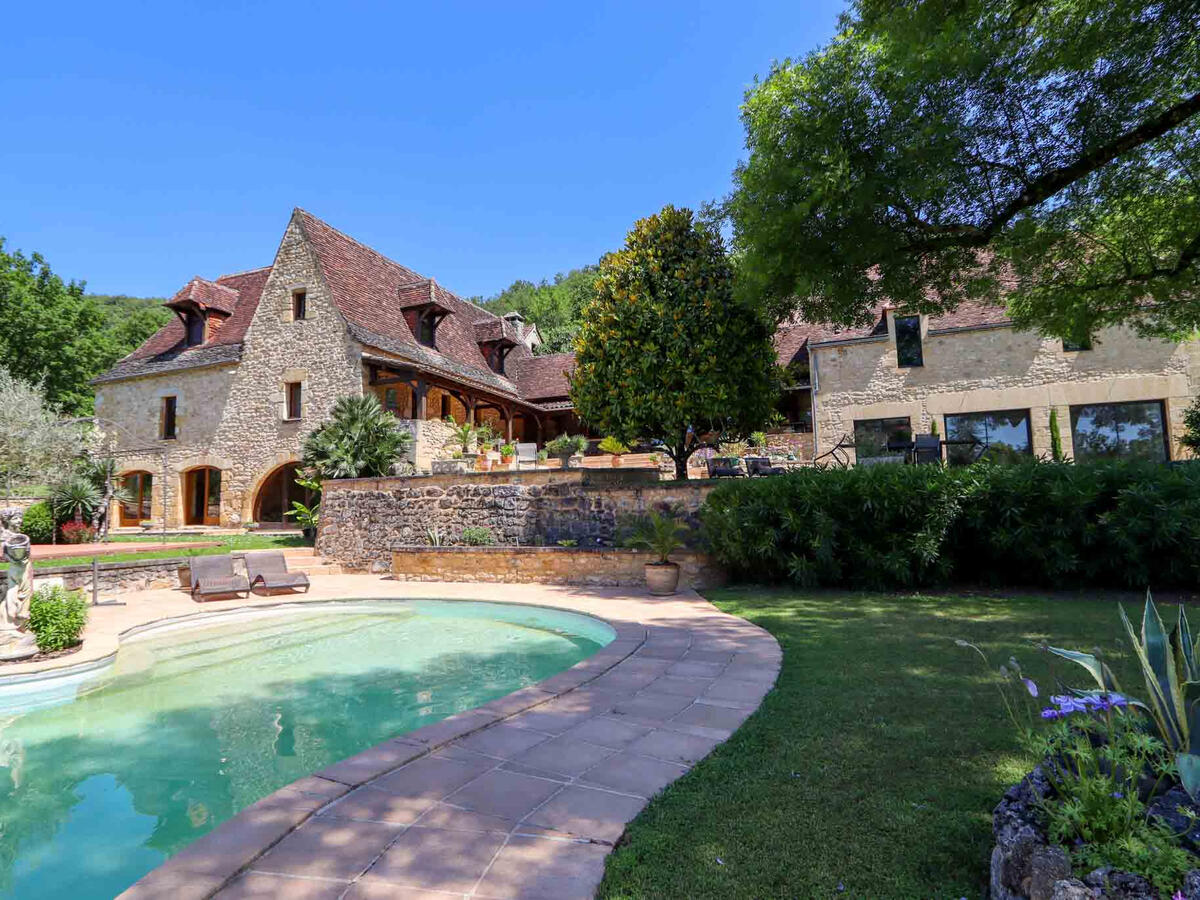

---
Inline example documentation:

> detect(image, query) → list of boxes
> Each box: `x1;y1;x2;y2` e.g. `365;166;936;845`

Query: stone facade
810;312;1200;463
390;546;724;589
317;469;714;572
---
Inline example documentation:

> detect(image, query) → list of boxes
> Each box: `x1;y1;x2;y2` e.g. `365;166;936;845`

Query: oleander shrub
59;521;97;544
19;501;54;544
28;585;88;651
701;459;1200;590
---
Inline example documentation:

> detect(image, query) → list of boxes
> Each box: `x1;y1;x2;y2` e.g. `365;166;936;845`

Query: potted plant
284;498;320;542
598;436;629;467
545;434;587;470
536;449;549;467
629;508;688;595
499;442;516;465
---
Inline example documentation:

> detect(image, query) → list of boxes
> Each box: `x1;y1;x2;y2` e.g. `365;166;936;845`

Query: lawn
33;533;309;569
598;588;1149;899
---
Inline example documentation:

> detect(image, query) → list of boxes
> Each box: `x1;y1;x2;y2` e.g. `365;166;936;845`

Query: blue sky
0;1;843;300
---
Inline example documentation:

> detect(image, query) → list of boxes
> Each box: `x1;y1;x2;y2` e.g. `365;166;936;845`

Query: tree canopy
0;367;87;496
570;205;779;479
0;240;169;414
729;0;1200;341
477;267;597;355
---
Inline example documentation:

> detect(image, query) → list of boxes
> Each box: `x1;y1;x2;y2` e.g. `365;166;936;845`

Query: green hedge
19;502;55;545
701;460;1200;590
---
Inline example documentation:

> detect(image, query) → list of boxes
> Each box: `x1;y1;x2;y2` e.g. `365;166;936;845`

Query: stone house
95;209;1198;529
773;301;1200;465
93;209;584;529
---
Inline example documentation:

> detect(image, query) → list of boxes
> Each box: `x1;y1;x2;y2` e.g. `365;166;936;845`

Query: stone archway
252;462;310;527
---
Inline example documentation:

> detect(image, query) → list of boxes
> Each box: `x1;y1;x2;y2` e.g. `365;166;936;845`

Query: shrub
459;526;495;546
702;459;1200;590
28;585;88;651
19;501;54;544
1183;395;1200;455
59;521;97;544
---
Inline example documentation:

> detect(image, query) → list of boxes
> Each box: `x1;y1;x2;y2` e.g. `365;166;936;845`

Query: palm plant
444;421;478;455
628;508;689;565
49;475;102;527
302;395;413;480
78;456;134;539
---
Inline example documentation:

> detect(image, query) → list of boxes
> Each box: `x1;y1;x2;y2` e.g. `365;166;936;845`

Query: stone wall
390;546;725;589
317;469;716;572
29;557;185;597
812;317;1200;463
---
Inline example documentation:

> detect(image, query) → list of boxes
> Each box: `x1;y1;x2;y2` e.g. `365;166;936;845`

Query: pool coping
59;578;781;900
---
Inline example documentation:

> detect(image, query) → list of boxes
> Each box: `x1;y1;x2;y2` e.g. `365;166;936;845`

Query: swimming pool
0;599;613;899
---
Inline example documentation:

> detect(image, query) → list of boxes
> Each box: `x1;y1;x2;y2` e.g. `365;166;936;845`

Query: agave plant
1047;590;1200;799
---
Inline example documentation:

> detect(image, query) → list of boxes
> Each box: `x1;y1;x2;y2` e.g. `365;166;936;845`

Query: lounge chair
189;554;250;601
245;551;311;594
746;456;785;476
516;442;539;469
705;456;745;478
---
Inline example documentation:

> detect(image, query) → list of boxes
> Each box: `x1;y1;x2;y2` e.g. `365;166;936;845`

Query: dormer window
184;310;205;347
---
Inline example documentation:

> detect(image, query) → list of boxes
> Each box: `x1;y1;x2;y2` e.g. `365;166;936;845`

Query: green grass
34;534;309;569
597;587;1148;899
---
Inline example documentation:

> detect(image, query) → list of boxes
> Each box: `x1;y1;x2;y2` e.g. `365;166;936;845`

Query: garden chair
189;554;250;601
913;434;943;465
516;442;539;469
245;551;310;594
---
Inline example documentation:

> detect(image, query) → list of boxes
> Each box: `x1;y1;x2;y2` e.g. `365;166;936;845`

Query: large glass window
944;409;1032;465
894;315;923;367
853;416;912;459
1070;400;1169;462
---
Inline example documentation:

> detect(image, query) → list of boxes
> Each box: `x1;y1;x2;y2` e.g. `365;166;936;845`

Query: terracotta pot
644;562;680;595
611;455;621;467
501;454;513;465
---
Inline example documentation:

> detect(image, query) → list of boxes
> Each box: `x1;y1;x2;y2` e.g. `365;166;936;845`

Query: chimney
502;310;525;338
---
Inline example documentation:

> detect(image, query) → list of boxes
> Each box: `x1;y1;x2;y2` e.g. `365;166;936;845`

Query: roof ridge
295;208;423;282
216;265;272;281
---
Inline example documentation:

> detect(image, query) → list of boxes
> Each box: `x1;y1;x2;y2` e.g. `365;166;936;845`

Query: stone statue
0;527;36;661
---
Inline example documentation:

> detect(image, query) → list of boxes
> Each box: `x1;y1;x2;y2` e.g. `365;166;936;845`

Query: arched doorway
253;462;311;527
118;471;154;526
182;467;222;526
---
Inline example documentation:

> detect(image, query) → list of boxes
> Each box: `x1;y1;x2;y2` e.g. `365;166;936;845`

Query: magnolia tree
570;205;779;479
0;367;85;499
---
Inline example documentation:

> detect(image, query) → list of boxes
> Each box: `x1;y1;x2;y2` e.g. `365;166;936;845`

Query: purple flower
1022;677;1038;698
1173;892;1185;900
1051;695;1088;714
1041;709;1061;720
1110;791;1124;799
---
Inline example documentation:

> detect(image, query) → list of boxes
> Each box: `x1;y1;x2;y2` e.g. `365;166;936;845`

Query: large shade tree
570;205;779;479
729;0;1200;341
0;367;86;497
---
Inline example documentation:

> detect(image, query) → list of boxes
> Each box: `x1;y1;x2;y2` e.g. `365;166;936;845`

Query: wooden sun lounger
245;551;310;594
189;554;250;600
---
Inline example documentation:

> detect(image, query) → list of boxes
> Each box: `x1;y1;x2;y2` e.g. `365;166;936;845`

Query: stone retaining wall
391;546;725;589
317;469;717;573
27;557;186;597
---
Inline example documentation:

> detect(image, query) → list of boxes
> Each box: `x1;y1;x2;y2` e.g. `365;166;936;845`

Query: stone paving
23;575;780;900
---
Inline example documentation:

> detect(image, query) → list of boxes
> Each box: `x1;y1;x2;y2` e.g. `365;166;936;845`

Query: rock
1049;879;1095;900
1083;867;1155;898
1147;787;1200;854
1182;870;1200;900
1030;846;1073;900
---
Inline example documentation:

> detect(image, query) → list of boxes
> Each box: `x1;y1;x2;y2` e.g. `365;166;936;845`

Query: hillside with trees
475;266;597;355
0;238;169;415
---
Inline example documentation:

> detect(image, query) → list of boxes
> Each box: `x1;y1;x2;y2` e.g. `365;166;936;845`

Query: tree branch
902;91;1200;252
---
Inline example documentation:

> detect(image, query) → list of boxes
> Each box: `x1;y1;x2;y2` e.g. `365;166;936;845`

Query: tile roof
508;352;575;401
93;266;271;384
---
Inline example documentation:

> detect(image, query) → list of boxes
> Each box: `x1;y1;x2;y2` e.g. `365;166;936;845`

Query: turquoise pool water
0;599;612;899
